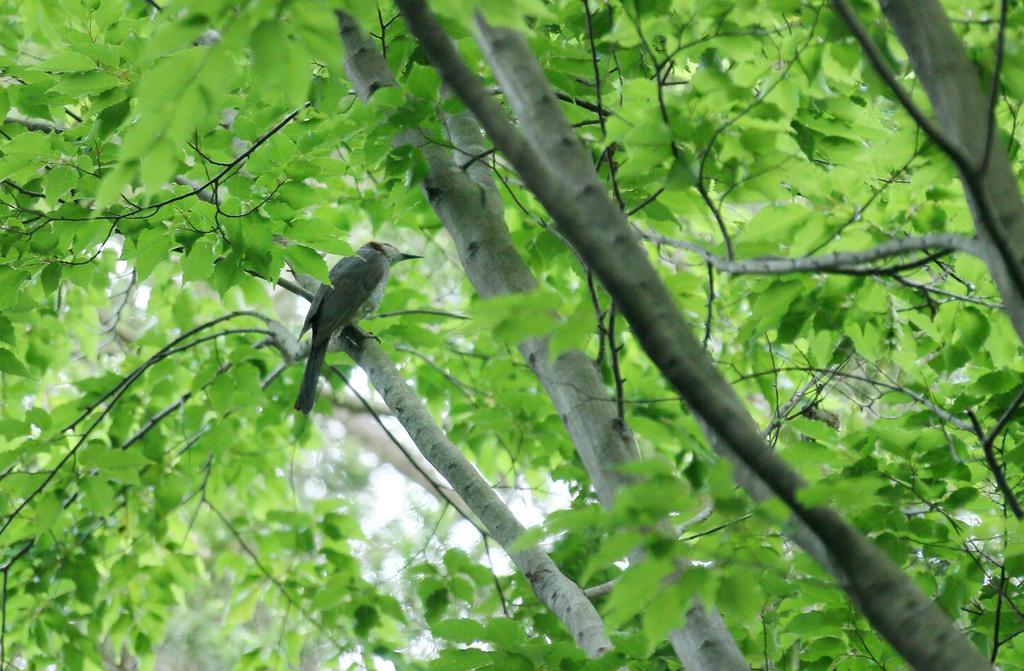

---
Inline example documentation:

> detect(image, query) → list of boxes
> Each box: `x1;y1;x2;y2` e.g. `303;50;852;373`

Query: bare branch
271;278;614;656
642;230;984;275
967;388;1024;519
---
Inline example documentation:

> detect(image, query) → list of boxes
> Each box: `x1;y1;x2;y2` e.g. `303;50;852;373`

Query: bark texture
342;335;614;657
279;278;611;655
394;2;993;669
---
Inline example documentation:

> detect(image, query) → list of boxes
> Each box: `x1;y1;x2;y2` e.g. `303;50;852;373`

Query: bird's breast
357;268;389;320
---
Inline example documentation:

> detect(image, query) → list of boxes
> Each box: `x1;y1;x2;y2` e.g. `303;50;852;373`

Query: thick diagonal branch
337;11;638;506
277;277;612;657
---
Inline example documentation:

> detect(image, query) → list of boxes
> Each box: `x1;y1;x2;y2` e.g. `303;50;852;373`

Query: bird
293;241;421;414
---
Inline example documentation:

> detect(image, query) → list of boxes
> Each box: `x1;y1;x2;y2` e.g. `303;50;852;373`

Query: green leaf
0;349;29;377
283;245;329;283
51;71;122;97
750;280;804;328
251;21;311;107
407;64;441;100
43;165;77;204
139;138;180;194
582;530;644;582
39;264;62;295
430;648;492;671
641;584;687;651
716;571;763;624
0;132;50;181
78;446;151;470
94;161;135;209
182;237;217;282
550;298;598;358
133;227;173;281
33;494;61;535
470;290;563;346
604;559;675;627
227;588;261;625
956;307;990;351
433;618;486;643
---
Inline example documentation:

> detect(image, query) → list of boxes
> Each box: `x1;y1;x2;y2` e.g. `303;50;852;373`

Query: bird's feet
344;325;381;345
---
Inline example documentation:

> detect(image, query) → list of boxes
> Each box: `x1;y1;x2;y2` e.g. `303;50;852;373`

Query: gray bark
270;295;613;657
337;11;750;671
466;21;753;671
643;230;983;275
416;119;641;506
338;10;637;507
332;404;475;520
342;337;613;657
394;2;991;669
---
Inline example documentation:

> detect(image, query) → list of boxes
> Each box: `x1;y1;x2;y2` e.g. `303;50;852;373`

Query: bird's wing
310;253;387;347
298;255;365;339
298;283;329;339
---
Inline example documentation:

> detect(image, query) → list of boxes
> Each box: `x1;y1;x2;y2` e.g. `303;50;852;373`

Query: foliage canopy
1;0;1023;669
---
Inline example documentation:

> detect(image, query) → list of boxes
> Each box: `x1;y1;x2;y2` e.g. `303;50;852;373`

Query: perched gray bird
294;241;420;413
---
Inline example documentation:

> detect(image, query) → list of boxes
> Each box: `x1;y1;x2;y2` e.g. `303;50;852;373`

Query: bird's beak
399;252;422;262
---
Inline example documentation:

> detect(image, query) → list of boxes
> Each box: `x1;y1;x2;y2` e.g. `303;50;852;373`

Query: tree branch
642;230;983;275
270;278;613;657
967;388;1024;519
328;365;477;523
339;336;613;657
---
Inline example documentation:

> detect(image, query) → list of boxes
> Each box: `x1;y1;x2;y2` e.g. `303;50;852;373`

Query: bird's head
363;241;422;265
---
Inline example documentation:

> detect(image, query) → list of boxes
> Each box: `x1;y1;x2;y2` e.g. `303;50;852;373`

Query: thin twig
832;0;973;171
207;501;348;651
608;302;625;422
966;389;1024;519
644;230;983;275
980;0;1008;174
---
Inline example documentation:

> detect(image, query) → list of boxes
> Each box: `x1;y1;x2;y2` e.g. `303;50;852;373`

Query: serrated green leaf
283;245;329;283
181;237;217;282
133;227;172;281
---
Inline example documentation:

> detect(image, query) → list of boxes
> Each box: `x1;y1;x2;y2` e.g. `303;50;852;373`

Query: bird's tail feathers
294;340;329;414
